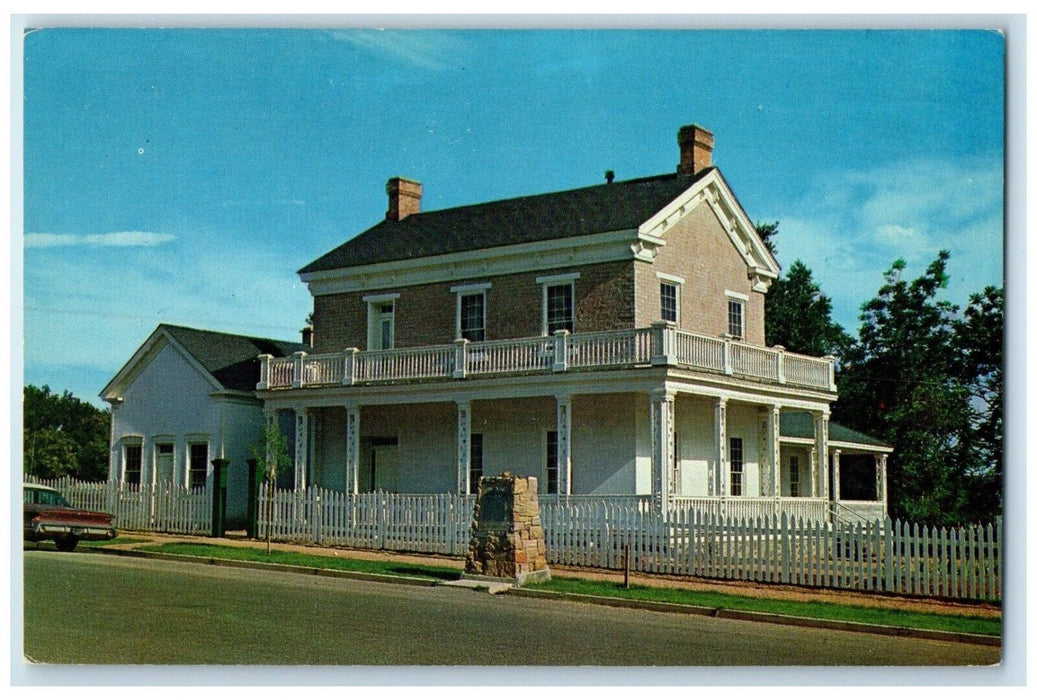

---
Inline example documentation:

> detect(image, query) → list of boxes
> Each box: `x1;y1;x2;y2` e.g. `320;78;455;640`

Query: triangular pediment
637;169;781;291
99;326;223;402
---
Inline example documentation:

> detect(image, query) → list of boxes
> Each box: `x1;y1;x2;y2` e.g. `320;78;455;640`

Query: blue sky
21;28;1004;406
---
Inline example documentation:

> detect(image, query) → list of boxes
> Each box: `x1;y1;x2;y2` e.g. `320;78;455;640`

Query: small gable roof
780;411;892;450
101;324;307;399
299;170;715;274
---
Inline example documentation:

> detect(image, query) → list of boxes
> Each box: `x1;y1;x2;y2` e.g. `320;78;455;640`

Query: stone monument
464;472;550;585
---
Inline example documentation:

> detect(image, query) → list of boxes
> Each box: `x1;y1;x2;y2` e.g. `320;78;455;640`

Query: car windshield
25;488;71;507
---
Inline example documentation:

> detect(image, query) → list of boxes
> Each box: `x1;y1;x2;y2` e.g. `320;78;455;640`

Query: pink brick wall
311;260;635;353
634;204;766;345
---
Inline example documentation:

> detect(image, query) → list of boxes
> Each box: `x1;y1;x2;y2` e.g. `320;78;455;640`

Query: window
537;273;579;335
789;455;800;497
727;298;745;339
729;437;744;496
546;431;559;494
124;444;142;486
546;284;574;334
459;293;486;341
660;282;679;323
364;293;399;350
469;433;484;494
189;443;208;489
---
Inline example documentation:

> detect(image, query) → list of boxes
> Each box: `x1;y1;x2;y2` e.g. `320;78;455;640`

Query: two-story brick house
256;124;891;522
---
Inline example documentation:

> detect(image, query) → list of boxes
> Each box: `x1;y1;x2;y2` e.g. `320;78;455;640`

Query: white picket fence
255;486;1001;602
26;476;211;535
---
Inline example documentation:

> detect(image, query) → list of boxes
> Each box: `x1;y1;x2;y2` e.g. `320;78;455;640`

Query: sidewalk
107;530;1001;620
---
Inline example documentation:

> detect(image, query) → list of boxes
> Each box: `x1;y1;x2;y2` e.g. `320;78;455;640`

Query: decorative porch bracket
556;395;572;496
650;390;675;513
345;405;360;494
456;400;472;494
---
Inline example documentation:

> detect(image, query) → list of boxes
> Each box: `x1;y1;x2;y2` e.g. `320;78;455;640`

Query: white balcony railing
257;323;836;392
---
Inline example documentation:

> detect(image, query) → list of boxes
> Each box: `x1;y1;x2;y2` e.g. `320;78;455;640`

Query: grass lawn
139;542;462;581
132;542;1000;638
528;576;1001;637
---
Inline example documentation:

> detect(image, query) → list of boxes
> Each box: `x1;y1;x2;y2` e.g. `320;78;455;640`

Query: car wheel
55;536;79;552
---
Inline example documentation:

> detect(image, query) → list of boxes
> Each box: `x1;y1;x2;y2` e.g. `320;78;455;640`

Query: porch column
345;405;360;494
768;404;781;498
456;400;472;495
651;389;675;511
294;407;309;491
713;397;727;497
832;449;842;503
813;411;830;499
556;395;572;495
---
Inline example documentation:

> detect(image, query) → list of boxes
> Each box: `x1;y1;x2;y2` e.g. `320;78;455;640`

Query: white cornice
302;228;649;296
638;170;781;284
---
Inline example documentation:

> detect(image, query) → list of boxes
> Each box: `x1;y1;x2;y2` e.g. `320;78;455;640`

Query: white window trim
725;291;746;339
659;278;682;325
362;292;401;303
452;283;491;341
539;274;579;336
121;437;143;484
366;298;397;351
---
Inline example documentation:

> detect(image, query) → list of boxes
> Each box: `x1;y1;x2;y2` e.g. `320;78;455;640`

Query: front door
371;444;399;492
155;444;174;483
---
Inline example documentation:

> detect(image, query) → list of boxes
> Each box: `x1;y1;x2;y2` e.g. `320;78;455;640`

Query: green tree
755;220;779;256
834;252;1000;525
251;422;293;554
23;385;111;481
765;260;853;358
952;286;1004;519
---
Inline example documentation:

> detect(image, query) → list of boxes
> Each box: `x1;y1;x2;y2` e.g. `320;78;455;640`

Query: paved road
23;550;999;667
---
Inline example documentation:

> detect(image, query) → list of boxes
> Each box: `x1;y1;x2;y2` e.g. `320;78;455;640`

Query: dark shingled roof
299;169;715;274
161;324;308;392
780;411;891;449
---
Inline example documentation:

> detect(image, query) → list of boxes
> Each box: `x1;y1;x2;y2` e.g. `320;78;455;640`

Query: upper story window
657;273;684;325
451;283;491;342
726;291;747;340
537;273;580;335
364;293;399;350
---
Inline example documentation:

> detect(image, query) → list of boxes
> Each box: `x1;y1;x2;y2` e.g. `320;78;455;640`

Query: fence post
780;512;790;584
210;458;229;538
452;338;469;379
774;345;786;384
552;330;570;372
291;350;307;388
256;354;272;390
342;348;358;386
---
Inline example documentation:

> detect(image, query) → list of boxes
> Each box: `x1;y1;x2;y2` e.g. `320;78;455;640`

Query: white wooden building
100;324;306;525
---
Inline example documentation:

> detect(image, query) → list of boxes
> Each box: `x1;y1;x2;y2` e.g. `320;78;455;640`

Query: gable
100;325;308;401
100;331;221;402
637;169;780;291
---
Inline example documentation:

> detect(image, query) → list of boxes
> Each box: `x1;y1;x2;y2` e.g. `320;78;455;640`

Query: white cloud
25;231;177;248
327;29;462;71
765;155;1003;333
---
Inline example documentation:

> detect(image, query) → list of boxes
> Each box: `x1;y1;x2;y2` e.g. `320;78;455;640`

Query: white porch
262;384;886;523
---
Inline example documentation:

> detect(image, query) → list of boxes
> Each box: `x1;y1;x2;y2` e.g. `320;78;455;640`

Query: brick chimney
300;325;313;348
386;177;422;221
677;124;714;177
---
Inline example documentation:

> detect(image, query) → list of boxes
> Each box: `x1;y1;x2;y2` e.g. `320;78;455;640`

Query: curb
507;588;1001;648
90;546;1000;647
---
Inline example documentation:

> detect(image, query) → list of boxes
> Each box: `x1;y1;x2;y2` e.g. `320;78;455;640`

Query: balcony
257;323;836;392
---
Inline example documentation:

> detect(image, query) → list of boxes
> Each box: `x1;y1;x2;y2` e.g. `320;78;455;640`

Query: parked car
23;483;117;551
